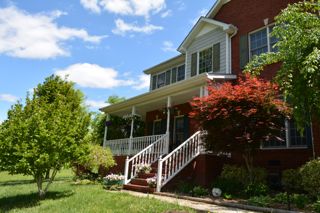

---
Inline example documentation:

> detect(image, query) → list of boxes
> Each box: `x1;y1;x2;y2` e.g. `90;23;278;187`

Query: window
249;25;277;58
151;64;185;90
191;42;220;76
177;65;185;81
263;120;311;149
157;73;165;88
153;120;162;135
199;47;213;74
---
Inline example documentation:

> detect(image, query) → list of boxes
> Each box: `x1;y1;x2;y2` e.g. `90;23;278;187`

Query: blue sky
0;0;215;122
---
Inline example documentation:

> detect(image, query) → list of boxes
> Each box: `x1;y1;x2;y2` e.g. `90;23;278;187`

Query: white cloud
161;10;172;18
133;74;150;90
55;63;134;89
80;0;166;18
0;94;18;103
112;19;163;36
162;41;176;52
80;0;101;13
86;100;109;108
0;6;105;59
191;8;209;25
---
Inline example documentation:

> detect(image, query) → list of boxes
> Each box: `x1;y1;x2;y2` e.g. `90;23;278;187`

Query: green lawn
0;170;194;213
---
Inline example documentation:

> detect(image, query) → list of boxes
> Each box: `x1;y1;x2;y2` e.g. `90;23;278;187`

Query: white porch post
128;106;136;155
166;96;171;154
103;113;110;148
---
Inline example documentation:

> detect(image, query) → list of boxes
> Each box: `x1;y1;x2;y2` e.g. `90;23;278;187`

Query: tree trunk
242;149;254;184
36;175;45;199
45;169;50;180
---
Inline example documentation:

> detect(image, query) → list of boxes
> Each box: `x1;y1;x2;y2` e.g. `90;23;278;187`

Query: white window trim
260;120;309;150
151;63;186;90
248;23;276;60
193;42;221;76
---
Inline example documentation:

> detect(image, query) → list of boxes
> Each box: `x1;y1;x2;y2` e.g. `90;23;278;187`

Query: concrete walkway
121;190;257;213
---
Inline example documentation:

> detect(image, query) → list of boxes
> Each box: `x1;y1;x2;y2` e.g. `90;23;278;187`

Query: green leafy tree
245;0;320;131
0;75;90;198
91;95;145;145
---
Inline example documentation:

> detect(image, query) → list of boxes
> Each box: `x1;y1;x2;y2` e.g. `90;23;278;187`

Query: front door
172;116;189;150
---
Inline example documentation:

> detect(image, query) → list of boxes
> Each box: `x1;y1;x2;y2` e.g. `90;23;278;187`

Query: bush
292;194;309;209
191;186;209;197
220;165;267;186
176;181;194;195
300;159;320;198
248;195;274;207
212;177;243;196
313;200;320;213
244;183;269;197
282;169;302;193
75;145;116;180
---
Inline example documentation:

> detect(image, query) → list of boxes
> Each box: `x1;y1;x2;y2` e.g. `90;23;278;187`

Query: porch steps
123;183;155;193
123;165;158;193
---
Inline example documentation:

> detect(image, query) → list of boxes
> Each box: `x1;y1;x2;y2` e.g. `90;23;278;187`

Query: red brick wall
214;0;300;76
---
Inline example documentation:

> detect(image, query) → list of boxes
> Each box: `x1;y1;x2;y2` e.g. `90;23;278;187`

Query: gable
196;24;218;38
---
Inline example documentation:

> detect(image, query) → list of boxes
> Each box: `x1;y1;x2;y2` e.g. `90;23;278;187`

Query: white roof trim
178;17;236;53
100;73;237;114
206;0;231;18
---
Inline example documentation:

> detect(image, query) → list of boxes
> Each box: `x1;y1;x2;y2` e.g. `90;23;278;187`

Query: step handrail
124;133;169;184
156;131;203;192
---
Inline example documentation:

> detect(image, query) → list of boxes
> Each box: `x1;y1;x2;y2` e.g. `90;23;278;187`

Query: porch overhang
99;73;237;118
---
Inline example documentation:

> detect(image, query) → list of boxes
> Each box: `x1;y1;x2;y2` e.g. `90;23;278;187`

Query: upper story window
151;64;185;90
191;42;220;77
249;25;278;58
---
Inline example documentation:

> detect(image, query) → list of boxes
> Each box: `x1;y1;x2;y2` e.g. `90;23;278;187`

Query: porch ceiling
100;73;237;119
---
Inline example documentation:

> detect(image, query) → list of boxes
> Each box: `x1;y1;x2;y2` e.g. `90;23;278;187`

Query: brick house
100;0;319;193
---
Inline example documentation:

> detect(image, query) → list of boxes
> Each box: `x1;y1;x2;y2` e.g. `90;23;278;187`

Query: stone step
123;184;155;193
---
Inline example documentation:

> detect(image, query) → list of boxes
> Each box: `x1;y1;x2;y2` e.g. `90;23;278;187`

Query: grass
0;170;194;213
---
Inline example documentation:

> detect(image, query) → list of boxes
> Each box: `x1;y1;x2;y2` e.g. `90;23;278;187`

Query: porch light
105;121;112;127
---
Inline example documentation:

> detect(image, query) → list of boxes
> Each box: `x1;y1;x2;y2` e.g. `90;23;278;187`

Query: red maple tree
190;74;291;180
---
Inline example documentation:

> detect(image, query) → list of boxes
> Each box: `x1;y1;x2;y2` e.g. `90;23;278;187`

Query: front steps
123;163;158;193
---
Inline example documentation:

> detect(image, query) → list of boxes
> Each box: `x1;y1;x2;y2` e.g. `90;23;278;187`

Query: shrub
220;165;267;186
248;195;274;207
103;174;124;190
292;194;309;209
300;159;320;198
244;183;269;197
313;200;320;213
191;186;209;197
176;181;194;195
282;169;302;193
212;177;243;196
75;145;115;180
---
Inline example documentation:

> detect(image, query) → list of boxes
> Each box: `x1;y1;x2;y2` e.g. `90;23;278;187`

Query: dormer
178;17;237;79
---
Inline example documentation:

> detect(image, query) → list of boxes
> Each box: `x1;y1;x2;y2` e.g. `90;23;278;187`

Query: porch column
166;96;171;154
103;113;110;148
128;106;136;155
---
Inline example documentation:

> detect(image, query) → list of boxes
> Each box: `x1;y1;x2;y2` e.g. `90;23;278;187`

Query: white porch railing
124;134;169;184
105;135;164;156
156;131;203;192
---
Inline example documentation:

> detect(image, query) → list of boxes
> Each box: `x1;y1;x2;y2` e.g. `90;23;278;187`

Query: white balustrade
105;134;164;156
156;131;203;192
124;134;169;184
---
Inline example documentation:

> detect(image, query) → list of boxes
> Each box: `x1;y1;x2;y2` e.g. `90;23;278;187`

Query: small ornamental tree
190;75;291;181
0;75;91;198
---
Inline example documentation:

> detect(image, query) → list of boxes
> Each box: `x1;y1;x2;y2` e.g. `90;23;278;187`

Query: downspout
228;26;238;74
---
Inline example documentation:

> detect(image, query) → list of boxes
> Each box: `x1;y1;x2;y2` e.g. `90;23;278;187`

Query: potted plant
136;163;152;175
146;176;157;188
103;174;125;187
